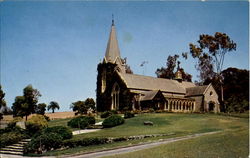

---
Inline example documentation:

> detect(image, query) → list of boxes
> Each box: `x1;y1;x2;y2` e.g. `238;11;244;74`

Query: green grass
73;113;248;139
34;113;248;157
105;128;249;158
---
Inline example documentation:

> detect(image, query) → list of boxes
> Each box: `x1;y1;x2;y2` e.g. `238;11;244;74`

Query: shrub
67;116;95;129
43;126;72;140
100;111;112;118
124;111;135;119
44;115;50;122
63;137;109;148
24;132;63;154
0;131;24;148
149;108;155;113
110;110;118;114
26;115;48;135
102;115;124;128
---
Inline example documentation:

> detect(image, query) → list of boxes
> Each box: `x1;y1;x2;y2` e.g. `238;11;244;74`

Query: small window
210;91;213;96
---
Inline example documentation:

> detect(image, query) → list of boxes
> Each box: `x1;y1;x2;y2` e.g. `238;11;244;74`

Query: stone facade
96;21;220;113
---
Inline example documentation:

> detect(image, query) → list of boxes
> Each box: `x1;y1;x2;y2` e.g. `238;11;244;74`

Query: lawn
105;128;249;158
40;113;248;157
73;113;248;139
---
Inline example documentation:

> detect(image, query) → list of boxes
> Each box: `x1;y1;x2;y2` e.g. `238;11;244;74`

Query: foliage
155;55;192;81
25;132;63;154
35;103;47;115
0;85;6;117
47;101;60;113
67;116;95;129
204;67;249;113
26;114;48;134
63;137;109;148
42;126;72;140
102;115;125;128
12;85;41;120
0;131;24;148
124;111;135;119
71;98;95;115
100;111;113;118
189;32;236;83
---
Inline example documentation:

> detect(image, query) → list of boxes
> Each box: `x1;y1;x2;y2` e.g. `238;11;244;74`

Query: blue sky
1;1;249;112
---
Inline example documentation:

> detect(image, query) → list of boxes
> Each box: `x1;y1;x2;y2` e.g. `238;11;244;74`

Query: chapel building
96;20;220;113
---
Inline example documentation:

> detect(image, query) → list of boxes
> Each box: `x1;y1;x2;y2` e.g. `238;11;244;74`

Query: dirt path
64;131;221;158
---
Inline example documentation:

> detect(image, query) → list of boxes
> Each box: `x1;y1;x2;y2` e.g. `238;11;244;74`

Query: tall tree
47;101;60;113
156;54;179;79
204;67;249;113
189;32;236;103
156;55;192;82
0;85;6;120
0;85;6;109
12;85;41;120
70;98;96;115
36;103;47;115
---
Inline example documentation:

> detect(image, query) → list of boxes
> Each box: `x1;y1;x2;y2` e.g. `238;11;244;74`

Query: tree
204;67;249;112
156;55;192;82
36;103;47;115
0;85;7;121
70;98;96;115
85;98;96;111
12;85;41;120
47;101;60;113
189;32;236;104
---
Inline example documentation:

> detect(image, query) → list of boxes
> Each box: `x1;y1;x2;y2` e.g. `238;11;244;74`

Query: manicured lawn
39;113;248;157
73;113;248;139
105;128;249;158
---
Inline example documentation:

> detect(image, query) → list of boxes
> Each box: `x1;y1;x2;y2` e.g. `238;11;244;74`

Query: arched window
101;70;106;93
111;83;120;110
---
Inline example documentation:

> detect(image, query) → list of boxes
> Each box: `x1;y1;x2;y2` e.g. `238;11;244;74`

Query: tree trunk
25;115;28;121
52;109;54;113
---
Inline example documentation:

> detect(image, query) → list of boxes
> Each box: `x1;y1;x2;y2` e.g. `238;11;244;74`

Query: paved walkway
72;121;103;135
65;131;221;158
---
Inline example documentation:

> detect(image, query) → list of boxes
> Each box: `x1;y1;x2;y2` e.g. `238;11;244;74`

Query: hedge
0;132;24;148
42;126;72;140
63;137;109;148
67;116;95;129
24;132;63;154
102;115;124;128
124;111;135;119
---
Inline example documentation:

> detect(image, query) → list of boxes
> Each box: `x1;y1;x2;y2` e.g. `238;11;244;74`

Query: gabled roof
105;24;121;63
186;85;209;96
118;73;196;94
140;90;160;101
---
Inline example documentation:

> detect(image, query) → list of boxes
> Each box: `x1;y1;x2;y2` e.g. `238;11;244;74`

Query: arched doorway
208;102;215;112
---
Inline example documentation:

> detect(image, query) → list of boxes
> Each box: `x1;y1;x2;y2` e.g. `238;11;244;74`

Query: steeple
104;16;121;64
175;61;183;82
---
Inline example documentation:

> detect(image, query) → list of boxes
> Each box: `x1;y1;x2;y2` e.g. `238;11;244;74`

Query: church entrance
208;102;215;112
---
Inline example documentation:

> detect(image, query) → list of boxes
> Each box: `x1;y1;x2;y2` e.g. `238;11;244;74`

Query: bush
44;115;50;122
102;115;124;128
0;131;24;148
100;111;112;118
26;115;48;135
63;137;109;148
124;111;135;119
43;126;72;140
24;132;63;154
67;116;95;129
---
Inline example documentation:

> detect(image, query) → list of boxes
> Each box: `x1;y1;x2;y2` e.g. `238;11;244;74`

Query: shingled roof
118;73;196;94
140;90;160;101
186;85;209;96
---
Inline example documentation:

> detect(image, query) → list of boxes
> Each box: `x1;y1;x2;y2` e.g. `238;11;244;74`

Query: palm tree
47;101;60;113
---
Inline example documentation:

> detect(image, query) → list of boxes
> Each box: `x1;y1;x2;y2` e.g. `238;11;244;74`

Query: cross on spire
112;14;114;26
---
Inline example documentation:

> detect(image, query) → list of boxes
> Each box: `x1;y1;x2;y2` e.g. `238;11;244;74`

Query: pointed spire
104;16;121;64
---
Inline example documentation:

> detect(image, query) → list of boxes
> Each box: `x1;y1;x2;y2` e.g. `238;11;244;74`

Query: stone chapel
96;20;220;113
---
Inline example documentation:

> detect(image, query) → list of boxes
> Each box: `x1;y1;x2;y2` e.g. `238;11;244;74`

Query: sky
0;1;249;112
